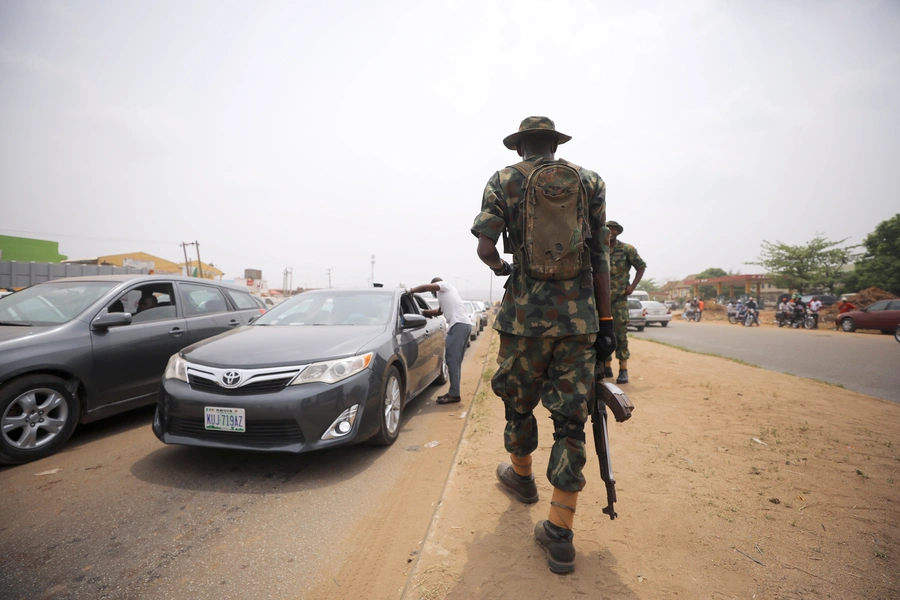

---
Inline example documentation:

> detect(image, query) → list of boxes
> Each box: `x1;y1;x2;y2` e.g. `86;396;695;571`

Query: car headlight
164;354;187;382
290;352;373;385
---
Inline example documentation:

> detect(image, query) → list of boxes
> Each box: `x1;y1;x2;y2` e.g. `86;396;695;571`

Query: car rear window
226;290;258;310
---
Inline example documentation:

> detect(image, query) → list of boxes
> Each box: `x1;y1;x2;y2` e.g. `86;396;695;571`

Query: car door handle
228;320;240;327
168;327;184;337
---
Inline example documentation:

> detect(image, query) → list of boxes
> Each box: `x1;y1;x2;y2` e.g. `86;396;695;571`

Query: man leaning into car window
408;278;472;404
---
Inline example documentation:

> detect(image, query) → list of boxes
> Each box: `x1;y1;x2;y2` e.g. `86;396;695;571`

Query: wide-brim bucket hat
503;116;572;150
607;220;624;234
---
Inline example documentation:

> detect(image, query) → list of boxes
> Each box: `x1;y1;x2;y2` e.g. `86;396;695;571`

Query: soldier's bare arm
477;234;505;271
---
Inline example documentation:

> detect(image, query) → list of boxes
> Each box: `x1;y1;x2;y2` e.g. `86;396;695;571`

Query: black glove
595;318;617;361
491;260;512;277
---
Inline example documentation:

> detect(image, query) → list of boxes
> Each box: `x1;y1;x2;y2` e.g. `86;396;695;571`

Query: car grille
167;416;305;445
188;374;293;395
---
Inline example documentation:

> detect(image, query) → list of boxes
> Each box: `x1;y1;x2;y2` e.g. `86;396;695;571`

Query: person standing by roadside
603;220;646;384
697;297;705;321
408;278;471;404
471;116;616;574
809;296;823;329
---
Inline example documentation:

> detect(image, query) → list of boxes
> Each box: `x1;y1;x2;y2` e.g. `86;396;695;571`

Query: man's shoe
436;394;461;404
496;463;538;504
616;370;629;384
603;366;614;378
534;520;576;574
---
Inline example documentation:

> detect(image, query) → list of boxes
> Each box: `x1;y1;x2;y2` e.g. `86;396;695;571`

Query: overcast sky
2;0;898;298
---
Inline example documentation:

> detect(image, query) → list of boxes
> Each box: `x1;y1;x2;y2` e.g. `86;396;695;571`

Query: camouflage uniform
608;240;647;361
471;157;608;492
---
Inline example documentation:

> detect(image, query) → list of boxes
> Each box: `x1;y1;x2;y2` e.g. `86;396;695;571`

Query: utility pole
180;243;192;277
326;268;332;288
370;255;375;287
282;267;293;295
194;240;203;279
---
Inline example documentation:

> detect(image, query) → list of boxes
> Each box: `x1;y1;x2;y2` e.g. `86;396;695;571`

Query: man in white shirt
809;297;823;329
408;278;472;404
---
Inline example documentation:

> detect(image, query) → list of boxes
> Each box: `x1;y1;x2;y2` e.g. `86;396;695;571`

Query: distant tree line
748;214;900;295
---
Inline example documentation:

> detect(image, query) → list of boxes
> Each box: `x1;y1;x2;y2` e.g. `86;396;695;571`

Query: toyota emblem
222;371;242;387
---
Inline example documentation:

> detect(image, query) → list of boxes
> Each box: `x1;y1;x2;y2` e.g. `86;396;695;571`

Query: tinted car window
180;283;229;316
0;281;116;325
890;300;900;310
627;299;643;310
867;300;891;311
107;282;177;323
226;290;258;310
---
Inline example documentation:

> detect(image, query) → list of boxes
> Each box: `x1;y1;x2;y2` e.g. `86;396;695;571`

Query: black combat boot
496;463;538;504
616;370;629;384
534;520;576;574
603;365;614;378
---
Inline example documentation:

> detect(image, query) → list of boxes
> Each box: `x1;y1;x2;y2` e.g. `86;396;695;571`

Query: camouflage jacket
471;156;608;337
609;240;647;301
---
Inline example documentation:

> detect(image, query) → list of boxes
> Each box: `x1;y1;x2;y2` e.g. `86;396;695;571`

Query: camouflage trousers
491;332;596;492
610;298;630;361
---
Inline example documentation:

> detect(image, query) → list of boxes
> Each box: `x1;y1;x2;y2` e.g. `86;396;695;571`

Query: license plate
204;407;246;432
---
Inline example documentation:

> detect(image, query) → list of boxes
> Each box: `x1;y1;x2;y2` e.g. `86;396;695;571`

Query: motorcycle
786;307;814;329
742;307;760;327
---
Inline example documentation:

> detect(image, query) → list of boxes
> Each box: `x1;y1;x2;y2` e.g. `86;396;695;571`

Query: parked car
627;299;646;331
153;288;448;453
417;294;448;334
640;301;672;327
0;275;264;464
836;299;900;334
663;300;678;310
463;301;481;340
801;294;838;307
473;301;488;330
250;295;268;313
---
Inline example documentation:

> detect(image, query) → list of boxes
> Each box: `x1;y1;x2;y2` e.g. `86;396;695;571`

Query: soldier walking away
472;116;616;574
603;221;646;384
408;279;472;404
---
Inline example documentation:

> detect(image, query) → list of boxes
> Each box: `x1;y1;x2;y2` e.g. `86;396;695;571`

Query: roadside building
65;252;181;275
177;261;224;280
0;235;67;262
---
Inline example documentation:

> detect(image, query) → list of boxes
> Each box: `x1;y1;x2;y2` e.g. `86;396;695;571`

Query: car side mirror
92;312;133;330
401;313;427;330
249;314;261;323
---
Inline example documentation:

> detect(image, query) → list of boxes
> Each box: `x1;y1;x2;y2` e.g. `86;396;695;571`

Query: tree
636;278;658;292
695;267;727;299
842;214;900;295
749;234;858;294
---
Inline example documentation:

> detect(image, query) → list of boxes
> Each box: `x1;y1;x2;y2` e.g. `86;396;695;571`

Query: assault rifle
591;377;633;520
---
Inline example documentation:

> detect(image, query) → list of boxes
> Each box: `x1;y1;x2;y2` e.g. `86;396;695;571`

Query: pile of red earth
823;287;899;323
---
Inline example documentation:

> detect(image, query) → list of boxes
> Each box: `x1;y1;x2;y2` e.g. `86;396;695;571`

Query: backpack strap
502;160;540;256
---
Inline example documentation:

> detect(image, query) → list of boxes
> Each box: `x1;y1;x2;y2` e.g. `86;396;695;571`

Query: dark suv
0;275;263;464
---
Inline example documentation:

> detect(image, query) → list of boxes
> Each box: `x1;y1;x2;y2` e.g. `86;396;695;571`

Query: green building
0;235;67;263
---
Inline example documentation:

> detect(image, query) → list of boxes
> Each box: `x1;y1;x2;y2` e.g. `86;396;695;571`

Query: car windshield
0;281;117;325
254;290;395;326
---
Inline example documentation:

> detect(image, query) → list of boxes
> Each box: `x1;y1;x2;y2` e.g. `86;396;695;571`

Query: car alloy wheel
369;366;403;446
895;325;900;343
840;318;856;332
0;375;80;464
435;351;449;385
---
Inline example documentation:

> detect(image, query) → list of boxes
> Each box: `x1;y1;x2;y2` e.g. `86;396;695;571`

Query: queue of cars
0;276;452;464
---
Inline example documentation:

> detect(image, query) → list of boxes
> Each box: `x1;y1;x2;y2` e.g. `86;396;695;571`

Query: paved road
631;320;900;403
0;330;495;600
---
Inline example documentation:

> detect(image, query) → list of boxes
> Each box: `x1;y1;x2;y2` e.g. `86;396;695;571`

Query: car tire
637;326;645;332
435;351;449;385
894;325;900;343
661;321;668;327
840;318;857;332
0;375;80;465
367;365;403;446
